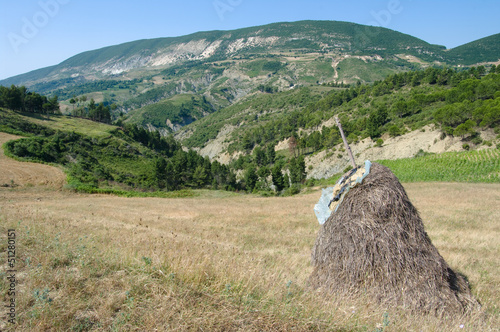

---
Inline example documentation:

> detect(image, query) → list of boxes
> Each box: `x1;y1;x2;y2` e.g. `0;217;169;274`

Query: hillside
0;132;66;188
124;94;216;133
0;109;237;194
178;67;500;173
447;33;500;65
3;20;498;135
2;65;500;194
1;21;499;138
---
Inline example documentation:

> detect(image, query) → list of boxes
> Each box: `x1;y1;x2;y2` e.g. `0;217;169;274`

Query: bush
375;138;384;147
388;125;401;137
283;184;301;196
462;144;470;150
305;178;316;187
471;136;483;145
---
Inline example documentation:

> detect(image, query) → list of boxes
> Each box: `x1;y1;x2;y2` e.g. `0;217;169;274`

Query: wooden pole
335;116;357;169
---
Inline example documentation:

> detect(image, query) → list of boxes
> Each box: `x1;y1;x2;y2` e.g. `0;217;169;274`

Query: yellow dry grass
0;181;498;331
0;133;66;188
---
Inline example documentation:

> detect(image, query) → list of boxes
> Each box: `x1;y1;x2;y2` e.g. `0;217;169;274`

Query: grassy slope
181;87;325;148
125;94;215;129
0;132;67;188
181;75;490;151
19;112;118;138
0;183;497;331
0;109;161;193
336;58;406;83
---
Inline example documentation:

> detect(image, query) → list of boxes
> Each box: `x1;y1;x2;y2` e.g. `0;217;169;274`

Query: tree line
69;95;114;124
231;141;307;195
117;123;237;191
0;85;59;114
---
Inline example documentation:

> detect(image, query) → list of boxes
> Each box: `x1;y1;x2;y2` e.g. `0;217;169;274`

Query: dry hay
309;162;480;315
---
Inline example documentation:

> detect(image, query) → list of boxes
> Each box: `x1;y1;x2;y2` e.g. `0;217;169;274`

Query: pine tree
271;164;285;192
266;143;276;165
244;164;258;191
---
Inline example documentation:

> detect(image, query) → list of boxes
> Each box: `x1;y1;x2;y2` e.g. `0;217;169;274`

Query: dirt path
331;56;341;81
0;132;66;188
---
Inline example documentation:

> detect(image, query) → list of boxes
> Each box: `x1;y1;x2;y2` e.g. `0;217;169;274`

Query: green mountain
1;20;498;139
447;33;500;65
1;20;446;85
126;94;216;132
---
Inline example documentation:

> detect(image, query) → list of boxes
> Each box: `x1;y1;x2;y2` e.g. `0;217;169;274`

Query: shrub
388;125;401;137
283;184;301;196
305;178;316;187
471;136;483;145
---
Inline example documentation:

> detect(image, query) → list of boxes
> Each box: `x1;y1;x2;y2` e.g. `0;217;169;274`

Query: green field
378;149;500;183
18;112;117;138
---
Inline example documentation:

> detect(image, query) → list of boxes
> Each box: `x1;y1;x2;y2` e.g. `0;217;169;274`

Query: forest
0;84;60;114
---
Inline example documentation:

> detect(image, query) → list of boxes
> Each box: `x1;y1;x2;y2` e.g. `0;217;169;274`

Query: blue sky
1;0;499;80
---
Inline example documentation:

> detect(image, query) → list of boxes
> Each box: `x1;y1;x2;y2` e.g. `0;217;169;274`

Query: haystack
309;162;479;315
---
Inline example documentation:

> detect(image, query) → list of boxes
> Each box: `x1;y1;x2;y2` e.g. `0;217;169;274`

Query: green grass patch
336;58;403;83
378;149;500;183
314;149;500;187
68;183;198;198
242;59;284;78
18;112;117;138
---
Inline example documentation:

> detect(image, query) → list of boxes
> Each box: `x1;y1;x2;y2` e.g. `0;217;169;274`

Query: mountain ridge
3;20;493;87
1;20;499;144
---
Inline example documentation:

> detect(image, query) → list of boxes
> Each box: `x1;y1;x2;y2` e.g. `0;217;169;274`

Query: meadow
0;182;498;331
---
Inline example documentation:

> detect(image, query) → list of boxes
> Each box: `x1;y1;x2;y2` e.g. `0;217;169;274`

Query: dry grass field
0;132;66;189
0;180;499;331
